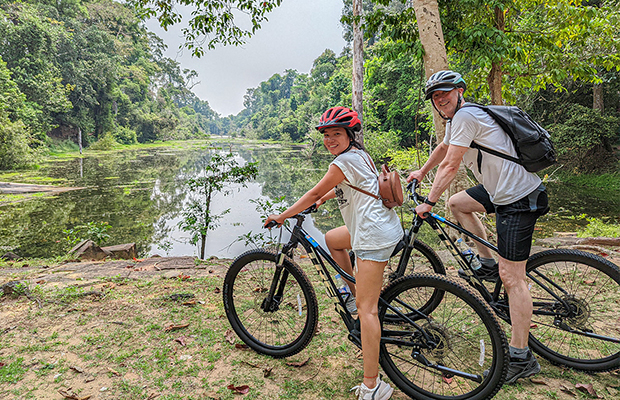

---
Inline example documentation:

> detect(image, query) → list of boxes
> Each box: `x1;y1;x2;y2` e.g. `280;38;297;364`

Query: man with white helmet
407;70;549;384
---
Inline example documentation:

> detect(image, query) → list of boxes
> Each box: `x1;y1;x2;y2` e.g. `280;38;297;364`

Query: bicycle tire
525;249;620;371
382;239;446;322
379;273;508;400
223;249;319;358
385;239;446;284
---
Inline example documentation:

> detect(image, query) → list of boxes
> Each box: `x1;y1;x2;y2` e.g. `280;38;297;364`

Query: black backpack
460;103;556;173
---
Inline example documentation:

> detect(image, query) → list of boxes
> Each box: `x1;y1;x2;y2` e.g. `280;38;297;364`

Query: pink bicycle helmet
315;107;361;133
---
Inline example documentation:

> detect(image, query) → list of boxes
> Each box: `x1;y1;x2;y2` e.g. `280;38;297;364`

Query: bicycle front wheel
379;273;508;400
384;239;445;285
223;249;319;358
526;249;620;371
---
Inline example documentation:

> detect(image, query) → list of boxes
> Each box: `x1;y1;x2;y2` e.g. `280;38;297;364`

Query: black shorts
466;184;549;262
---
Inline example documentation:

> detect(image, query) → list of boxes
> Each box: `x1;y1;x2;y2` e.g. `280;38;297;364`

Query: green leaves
134;0;283;57
179;150;258;258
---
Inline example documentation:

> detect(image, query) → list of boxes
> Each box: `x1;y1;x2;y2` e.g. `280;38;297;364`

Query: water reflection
0;143;338;259
1;143;617;259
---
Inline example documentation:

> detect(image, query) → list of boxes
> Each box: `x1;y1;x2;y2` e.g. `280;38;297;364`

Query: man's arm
415;144;469;217
407;142;449;182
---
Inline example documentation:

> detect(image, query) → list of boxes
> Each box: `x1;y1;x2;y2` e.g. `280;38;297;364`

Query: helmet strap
337;142;354;156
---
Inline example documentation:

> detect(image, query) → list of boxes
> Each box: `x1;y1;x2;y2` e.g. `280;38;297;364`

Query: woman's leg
355;258;387;389
325;226;355;296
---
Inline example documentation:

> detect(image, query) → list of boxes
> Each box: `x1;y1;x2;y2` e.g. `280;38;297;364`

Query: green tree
179;151;258;259
133;0;283;57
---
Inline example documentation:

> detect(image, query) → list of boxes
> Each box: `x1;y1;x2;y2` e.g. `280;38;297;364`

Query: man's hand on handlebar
406;170;425;183
415;203;432;219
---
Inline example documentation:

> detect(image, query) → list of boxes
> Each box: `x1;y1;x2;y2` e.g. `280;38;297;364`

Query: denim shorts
354;243;398;263
466;184;549;262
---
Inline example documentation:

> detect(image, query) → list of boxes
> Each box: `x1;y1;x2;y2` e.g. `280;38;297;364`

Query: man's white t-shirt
444;104;541;205
330;149;402;251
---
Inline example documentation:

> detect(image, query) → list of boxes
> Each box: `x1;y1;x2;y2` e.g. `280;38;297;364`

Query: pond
0;141;618;259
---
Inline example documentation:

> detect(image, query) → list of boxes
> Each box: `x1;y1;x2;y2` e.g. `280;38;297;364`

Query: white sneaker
351;376;394;400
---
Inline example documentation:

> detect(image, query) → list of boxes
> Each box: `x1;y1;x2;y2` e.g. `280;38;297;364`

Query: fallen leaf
227;384;250;395
0;362;5;367
560;384;576;397
69;365;84;373
164;323;190;332
182;300;196;306
530;323;538;329
175;337;186;347
235;343;249;350
442;375;453;384
36;280;45;284
178;274;190;280
530;378;547;385
584;280;595;285
225;330;236;344
107;367;120;376
575;383;599;397
58;388;92;400
263;367;273;378
286;358;309;367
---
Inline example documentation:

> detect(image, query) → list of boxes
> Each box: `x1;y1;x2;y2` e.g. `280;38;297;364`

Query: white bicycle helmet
425;70;467;100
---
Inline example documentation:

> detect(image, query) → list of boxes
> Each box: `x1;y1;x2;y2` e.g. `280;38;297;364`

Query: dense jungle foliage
1;0;619;174
0;0;223;170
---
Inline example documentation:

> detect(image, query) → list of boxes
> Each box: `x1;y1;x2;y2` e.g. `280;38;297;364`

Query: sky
145;0;348;117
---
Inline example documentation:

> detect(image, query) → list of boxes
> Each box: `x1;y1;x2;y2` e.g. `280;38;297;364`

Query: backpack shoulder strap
342;151;381;201
457;103;521;173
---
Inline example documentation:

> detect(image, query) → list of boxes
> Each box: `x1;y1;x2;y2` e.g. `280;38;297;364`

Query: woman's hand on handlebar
264;214;284;229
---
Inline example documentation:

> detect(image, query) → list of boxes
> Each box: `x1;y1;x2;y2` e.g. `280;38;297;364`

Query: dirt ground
1;246;619;400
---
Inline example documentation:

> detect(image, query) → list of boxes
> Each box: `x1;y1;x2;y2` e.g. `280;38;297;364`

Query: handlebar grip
423;212;430;218
264;220;279;229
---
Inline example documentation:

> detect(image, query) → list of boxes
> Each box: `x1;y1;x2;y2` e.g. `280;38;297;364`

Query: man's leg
499;258;531;348
448;190;494;259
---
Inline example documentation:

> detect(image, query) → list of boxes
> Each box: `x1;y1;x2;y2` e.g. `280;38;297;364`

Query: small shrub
113;126;137;145
89;132;119;150
577;217;620;238
549;104;619;173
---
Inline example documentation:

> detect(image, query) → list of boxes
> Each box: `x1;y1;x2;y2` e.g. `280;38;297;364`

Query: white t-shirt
330;149;402;251
444;104;541;205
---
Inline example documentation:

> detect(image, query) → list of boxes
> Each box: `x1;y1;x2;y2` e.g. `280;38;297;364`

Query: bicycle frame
401;184;586;326
266;212;444;352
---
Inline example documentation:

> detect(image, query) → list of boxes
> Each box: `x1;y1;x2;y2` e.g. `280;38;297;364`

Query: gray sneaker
505;351;541;384
351;376;394;400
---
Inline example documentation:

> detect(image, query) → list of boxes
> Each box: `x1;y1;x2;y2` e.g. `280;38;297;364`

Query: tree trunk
488;7;505;105
412;0;448;142
412;0;467;230
593;82;604;113
200;234;206;260
352;0;364;146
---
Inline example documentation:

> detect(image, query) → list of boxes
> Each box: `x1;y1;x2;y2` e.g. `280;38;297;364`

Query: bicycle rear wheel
379;273;508;400
223;249;319;358
526;249;620;371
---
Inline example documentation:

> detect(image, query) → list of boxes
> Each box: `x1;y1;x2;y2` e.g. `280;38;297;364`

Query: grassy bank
1;258;619;399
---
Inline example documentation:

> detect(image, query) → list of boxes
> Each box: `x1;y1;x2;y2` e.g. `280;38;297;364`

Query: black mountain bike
384;180;620;372
223;206;509;400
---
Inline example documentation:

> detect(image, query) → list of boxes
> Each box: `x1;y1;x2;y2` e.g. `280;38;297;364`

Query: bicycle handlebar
407;179;430;218
264;203;318;229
